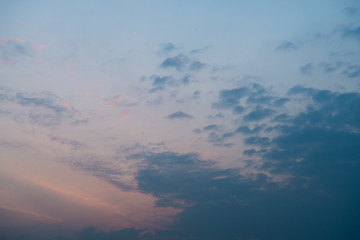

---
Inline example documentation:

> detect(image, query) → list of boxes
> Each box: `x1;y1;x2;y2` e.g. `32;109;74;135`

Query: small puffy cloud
153;76;170;86
161;54;189;71
160;42;178;53
167;111;193;119
275;41;297;51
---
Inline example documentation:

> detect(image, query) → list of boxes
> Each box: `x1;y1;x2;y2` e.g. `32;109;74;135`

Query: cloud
243;108;275;121
167;111;193;119
342;64;360;78
0;89;86;127
159;42;178;53
344;6;359;17
232;105;245;114
203;124;222;131
49;135;83;150
160;54;189;71
272;98;289;107
132;143;360;240
189;60;206;71
275;41;297;51
212;87;248;109
208;113;224;119
300;63;314;75
235;125;263;135
144;75;194;93
193;128;202;134
343;26;360;41
244;136;271;147
0;38;32;65
299;61;360;79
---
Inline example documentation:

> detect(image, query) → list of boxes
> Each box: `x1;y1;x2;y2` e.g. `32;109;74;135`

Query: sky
0;0;360;239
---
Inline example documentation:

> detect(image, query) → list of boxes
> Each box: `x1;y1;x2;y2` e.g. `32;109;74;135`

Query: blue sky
1;1;360;239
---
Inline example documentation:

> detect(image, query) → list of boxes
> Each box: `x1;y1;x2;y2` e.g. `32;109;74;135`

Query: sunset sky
1;1;360;239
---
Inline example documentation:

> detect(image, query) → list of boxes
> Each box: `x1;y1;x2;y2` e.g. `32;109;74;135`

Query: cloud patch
275;41;297;51
167;111;193;119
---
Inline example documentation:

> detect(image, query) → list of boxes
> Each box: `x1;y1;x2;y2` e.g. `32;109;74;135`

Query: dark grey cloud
275;41;297;51
167;111;193;119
